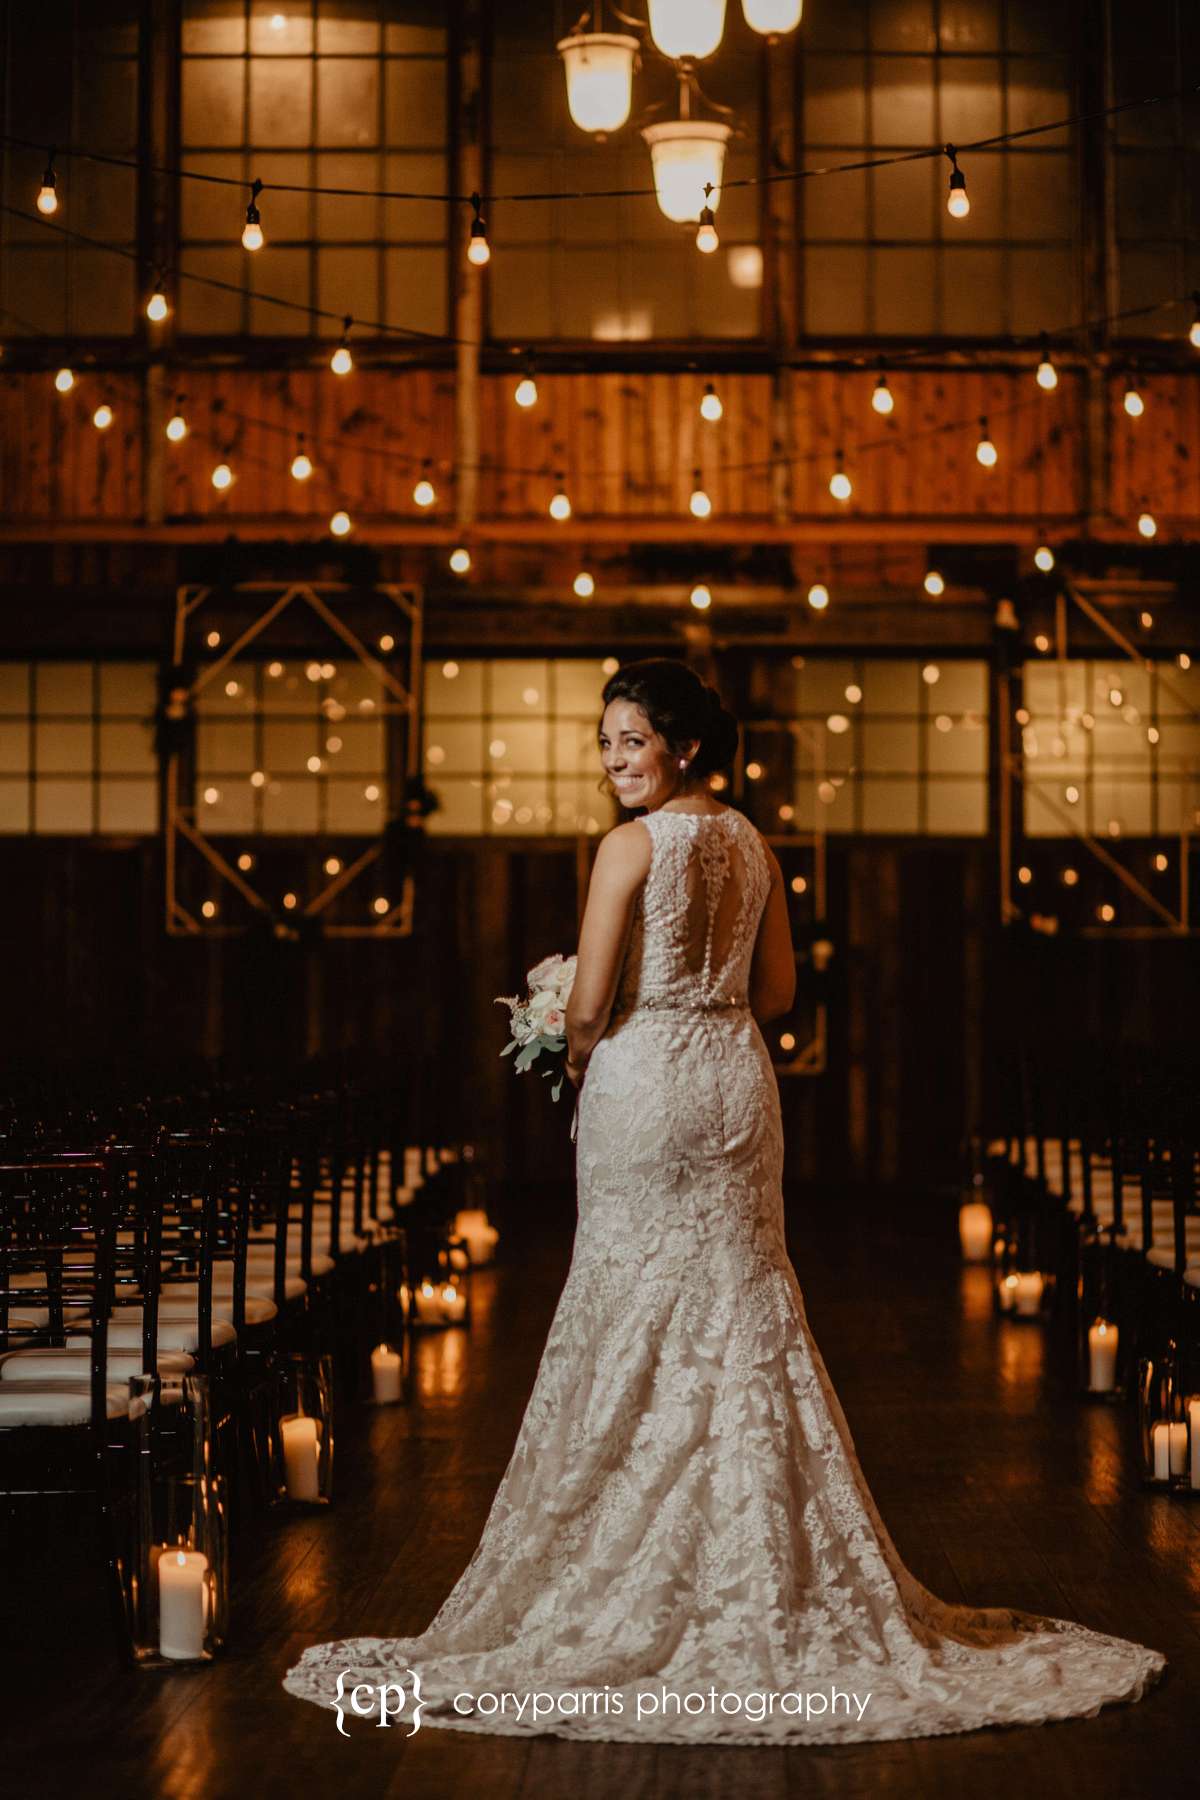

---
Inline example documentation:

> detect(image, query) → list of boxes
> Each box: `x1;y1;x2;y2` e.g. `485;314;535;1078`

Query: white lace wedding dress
284;803;1167;1744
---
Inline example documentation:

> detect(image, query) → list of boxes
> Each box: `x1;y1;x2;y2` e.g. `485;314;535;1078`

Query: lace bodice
614;805;772;1017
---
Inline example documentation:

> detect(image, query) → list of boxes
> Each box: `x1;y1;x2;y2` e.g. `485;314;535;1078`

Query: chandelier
557;1;803;224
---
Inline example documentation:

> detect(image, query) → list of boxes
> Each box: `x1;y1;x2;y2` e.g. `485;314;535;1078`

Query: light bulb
700;383;723;422
211;462;233;490
1034;544;1055;572
829;468;852;501
329;510;352;536
923;569;944;597
291;449;313;481
92;403;114;430
549;487;572;521
690;583;712;611
1190;301;1200;350
514;374;538;408
54;367;75;393
807;582;829;611
468;195;490;266
976;421;997;467
242;218;264;251
1123;384;1144;418
37;163;58;215
742;0;804;39
165;411;188;442
946;166;969;218
1037;361;1057;392
1137;510;1157;538
696;206;719;254
689;480;712;519
449;546;471;573
413;473;436;507
330;343;353;375
146;290;169;323
573;570;595;598
871;375;894;415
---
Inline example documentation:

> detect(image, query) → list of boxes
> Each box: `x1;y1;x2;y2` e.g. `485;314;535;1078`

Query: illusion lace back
284;805;1166;1745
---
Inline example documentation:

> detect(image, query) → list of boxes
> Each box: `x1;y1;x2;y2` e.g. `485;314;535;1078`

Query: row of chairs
0;1070;481;1659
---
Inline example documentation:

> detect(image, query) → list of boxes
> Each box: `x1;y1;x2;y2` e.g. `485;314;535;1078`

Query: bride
285;657;1166;1745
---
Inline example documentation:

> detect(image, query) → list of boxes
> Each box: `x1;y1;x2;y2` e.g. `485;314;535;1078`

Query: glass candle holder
370;1339;407;1405
274;1351;334;1505
1137;1338;1188;1489
122;1373;230;1665
1076;1225;1124;1398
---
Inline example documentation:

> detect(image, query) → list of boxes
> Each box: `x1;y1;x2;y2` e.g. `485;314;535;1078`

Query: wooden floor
7;1184;1200;1799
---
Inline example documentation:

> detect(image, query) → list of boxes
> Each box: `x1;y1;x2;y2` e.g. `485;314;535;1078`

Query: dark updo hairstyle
599;657;739;780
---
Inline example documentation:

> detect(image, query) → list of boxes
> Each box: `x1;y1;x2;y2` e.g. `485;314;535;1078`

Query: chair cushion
0;1382;139;1426
172;1274;307;1304
157;1293;278;1328
0;1347;194;1381
103;1314;236;1354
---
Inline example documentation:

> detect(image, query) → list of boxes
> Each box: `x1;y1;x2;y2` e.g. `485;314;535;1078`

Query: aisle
8;1183;1198;1799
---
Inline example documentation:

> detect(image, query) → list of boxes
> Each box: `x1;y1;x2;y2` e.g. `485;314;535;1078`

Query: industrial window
0;661;158;835
178;0;451;339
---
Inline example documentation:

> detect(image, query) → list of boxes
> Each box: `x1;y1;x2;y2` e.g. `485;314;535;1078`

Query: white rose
527;953;563;993
543;1006;566;1036
528;987;558;1023
553;955;577;1002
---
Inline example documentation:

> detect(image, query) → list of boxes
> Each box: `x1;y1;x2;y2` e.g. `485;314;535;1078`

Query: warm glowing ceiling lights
923;569;944;597
1123;381;1144;418
1137;510;1157;538
1036;335;1058;390
647;0;727;60
290;437;313;481
329;510;352;536
643;114;730;224
573;570;595;598
807;583;829;611
467;192;490;266
690;584;712;610
549;479;572;521
1034;544;1055;571
557;28;639;137
54;367;75;393
975;416;997;467
689;470;712;518
413;463;437;507
146;287;169;323
211;462;233;490
945;146;969;218
330;317;354;374
241;179;264;250
700;382;723;422
828;453;852;501
165;404;188;441
742;0;804;36
37;155;59;215
871;374;894;415
449;546;471;573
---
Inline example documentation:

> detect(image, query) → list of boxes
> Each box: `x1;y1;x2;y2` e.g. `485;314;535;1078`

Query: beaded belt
617;999;750;1019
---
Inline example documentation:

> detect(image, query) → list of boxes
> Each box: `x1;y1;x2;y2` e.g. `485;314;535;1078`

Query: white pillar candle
158;1548;208;1660
1188;1398;1200;1490
997;1272;1018;1313
1014;1271;1044;1317
371;1344;403;1403
1151;1420;1188;1481
454;1208;499;1266
1087;1320;1119;1391
440;1284;467;1323
958;1201;992;1261
281;1413;320;1501
414;1280;443;1324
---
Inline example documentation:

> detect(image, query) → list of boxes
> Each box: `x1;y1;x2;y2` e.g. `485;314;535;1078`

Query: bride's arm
748;846;797;1024
564;820;652;1083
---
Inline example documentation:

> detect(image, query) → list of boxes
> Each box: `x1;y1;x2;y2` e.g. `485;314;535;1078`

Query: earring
678;757;688;770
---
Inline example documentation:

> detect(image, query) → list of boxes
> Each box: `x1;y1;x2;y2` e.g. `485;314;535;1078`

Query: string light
1190;294;1200;350
1123;379;1144;418
412;461;437;507
165;398;188;441
828;451;852;501
1179;653;1192;670
241;179;264;251
514;356;538;408
1034;632;1051;652
573;570;595;598
696;184;719;254
467;191;490;266
923;569;944;596
372;897;390;917
689;469;712;518
1153;852;1169;873
145;285;169;323
290;435;313;481
1097;903;1115;923
211;462;233;489
92;402;113;430
1034;544;1055;571
54;367;74;393
330;316;354;374
549;476;572;521
449;546;471;573
871;373;894;415
807;582;829;611
1035;334;1058;390
36;152;58;216
1137;509;1157;538
700;382;723;422
1061;866;1078;886
329;509;352;536
944;145;969;219
690;583;712;610
975;415;997;466
1139;609;1154;629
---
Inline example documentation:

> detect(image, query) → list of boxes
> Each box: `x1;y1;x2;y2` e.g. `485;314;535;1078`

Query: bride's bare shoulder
595;818;653;875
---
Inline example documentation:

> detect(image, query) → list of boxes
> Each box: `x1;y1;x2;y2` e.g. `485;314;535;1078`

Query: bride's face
598;698;698;810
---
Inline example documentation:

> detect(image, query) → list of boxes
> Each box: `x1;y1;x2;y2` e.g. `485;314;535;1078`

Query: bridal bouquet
495;952;577;1102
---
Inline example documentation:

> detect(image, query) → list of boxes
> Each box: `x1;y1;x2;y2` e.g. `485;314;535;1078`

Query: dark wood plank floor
7;1184;1199;1799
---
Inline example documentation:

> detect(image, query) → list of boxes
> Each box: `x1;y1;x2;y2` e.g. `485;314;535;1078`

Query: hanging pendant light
647;0;727;60
557;26;639;138
644;120;731;225
741;0;803;38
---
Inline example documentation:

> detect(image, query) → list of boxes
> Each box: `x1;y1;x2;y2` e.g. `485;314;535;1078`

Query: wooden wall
1;366;1195;541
